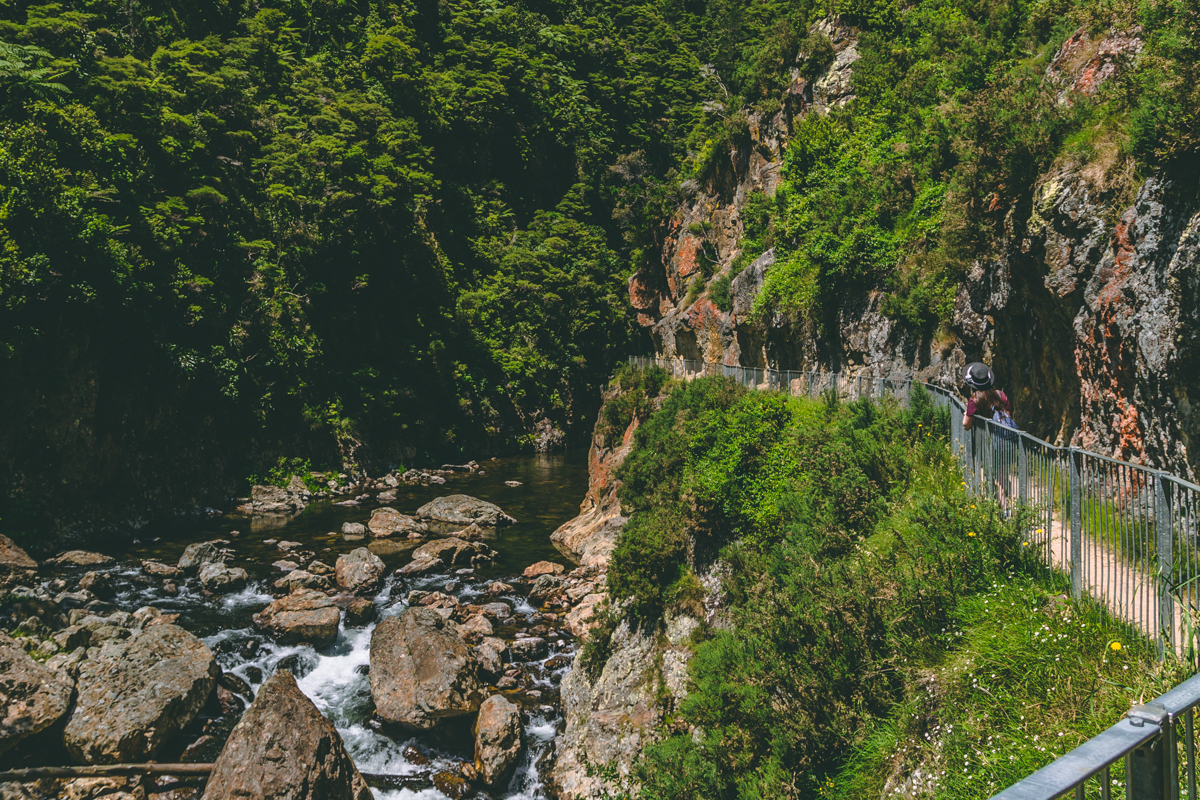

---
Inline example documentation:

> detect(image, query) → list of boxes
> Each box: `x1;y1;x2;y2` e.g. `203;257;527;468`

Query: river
46;450;591;799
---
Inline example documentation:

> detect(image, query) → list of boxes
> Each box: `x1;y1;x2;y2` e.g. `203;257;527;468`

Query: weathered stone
177;542;223;574
343;597;375;626
474;637;507;678
564;594;607;639
341;522;367;541
509;637;548;661
141;560;182;578
64;624;217;763
335;548;385;594
249;483;307;514
478;601;511;619
367;507;428;538
47;551;114;568
396;557;442;576
0;632;73;755
523;560;565;578
0;535;36;574
199;562;249;594
274;570;332;593
458;614;493;638
415;495;516;527
529;574;565;604
474;694;523;786
202;670;371;800
308;560;333;576
253;590;341;647
369;607;484;730
409;537;492;568
273;560;300;572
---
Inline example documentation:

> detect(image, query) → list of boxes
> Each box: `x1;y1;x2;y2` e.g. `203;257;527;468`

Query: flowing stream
45;451;590;799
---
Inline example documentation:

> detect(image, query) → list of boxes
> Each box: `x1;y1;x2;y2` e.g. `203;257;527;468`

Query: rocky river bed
0;451;604;800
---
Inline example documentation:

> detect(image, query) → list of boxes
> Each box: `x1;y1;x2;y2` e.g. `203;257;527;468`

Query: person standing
962;362;1013;431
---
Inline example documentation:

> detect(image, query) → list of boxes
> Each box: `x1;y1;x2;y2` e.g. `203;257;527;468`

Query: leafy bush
600;376;1056;796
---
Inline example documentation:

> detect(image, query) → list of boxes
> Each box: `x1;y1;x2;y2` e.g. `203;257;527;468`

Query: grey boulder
178;542;223;574
415;495;516;527
0;632;73;755
202;670;371;800
474;694;523;785
63;624;217;763
335;548;385;594
369;607;484;730
253;589;341;647
198;562;248;594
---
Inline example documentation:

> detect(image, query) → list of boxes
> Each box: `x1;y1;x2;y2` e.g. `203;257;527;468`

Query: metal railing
627;355;1200;799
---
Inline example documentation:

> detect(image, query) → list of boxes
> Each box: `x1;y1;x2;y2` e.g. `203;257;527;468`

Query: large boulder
202;670;371;800
334;548;385;594
0;632;73;755
253;590;341;647
63;624;217;763
367;507;428;538
474;694;523;786
178;542;223;574
415;495;516;527
199;562;249;594
369;607;484;730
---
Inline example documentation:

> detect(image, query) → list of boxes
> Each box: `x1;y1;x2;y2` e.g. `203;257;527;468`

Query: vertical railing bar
1071;448;1083;600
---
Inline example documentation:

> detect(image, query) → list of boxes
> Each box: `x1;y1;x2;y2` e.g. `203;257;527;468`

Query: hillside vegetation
590;369;1188;798
1;0;1198;534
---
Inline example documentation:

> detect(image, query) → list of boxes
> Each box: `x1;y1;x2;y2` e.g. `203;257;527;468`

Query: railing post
1018;435;1029;507
1070;448;1083;601
1156;473;1175;658
1127;703;1169;800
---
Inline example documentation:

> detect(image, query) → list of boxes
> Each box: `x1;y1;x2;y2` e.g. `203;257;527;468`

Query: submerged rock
253;590;341;647
63;624;217;763
202;670;371;800
0;632;73;755
335;548;385;594
415;495;516;527
474;694;524;786
369;607;484;730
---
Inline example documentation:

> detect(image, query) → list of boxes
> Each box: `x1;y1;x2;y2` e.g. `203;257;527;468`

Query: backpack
992;406;1019;441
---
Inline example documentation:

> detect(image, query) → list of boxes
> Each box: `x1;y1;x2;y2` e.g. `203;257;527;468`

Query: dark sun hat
964;362;994;390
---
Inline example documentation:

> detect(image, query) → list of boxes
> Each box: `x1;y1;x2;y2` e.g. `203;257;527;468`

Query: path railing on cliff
628;355;1200;799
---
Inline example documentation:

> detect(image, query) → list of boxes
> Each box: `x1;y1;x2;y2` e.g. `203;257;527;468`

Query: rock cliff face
551;384;704;798
629;20;1200;478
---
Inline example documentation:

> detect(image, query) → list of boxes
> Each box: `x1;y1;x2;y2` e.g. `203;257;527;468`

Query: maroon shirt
966;390;1010;419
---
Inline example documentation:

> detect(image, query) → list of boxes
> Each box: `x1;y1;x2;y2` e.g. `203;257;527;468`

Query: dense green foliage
599;372;1185;798
0;0;871;536
744;0;1200;332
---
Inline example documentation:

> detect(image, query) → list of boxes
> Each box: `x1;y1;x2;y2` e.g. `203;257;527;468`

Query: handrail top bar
987;717;1163;800
630;355;1200;493
1151;670;1200;716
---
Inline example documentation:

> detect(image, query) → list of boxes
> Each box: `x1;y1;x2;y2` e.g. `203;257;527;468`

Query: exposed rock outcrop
202;670;372;800
63;624;217;764
369;607;484;730
198;562;248;594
